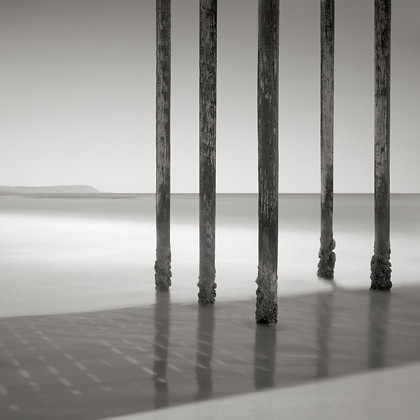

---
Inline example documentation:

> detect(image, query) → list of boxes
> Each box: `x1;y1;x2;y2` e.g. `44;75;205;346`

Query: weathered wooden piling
370;0;392;291
155;0;172;291
198;0;217;304
318;0;336;279
255;0;279;324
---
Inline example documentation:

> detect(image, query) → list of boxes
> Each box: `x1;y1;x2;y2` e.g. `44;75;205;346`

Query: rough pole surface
371;0;392;291
198;0;217;304
318;0;336;279
155;0;172;291
256;0;279;324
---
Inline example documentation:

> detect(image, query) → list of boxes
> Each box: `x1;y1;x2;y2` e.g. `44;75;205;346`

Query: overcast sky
0;0;419;193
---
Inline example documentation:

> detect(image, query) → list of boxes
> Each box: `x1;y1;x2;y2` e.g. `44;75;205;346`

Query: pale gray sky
0;0;419;193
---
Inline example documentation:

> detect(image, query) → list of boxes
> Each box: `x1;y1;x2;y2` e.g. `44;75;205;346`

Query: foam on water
1;194;419;317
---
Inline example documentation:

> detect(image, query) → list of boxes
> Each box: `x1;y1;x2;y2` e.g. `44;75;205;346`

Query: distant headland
0;185;101;194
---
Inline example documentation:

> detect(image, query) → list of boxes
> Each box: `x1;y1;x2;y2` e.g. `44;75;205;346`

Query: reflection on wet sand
195;304;215;401
369;290;390;369
153;291;171;408
1;287;420;419
254;324;277;389
316;290;334;378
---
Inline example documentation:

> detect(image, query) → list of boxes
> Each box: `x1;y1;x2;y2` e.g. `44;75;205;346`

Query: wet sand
1;286;420;419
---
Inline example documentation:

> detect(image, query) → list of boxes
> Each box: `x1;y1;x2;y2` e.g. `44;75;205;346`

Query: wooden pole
370;0;392;290
318;0;336;279
155;0;172;291
256;0;279;324
198;0;217;304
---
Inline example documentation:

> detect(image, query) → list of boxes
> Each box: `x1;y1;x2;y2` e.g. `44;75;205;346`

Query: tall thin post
155;0;172;291
318;0;336;279
198;0;217;304
370;0;392;290
256;0;279;324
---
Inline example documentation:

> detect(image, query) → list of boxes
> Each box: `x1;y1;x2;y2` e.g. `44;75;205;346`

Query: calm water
1;193;419;317
1;194;420;419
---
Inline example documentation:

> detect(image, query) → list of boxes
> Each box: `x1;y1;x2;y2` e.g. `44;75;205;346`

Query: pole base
154;252;172;291
197;264;216;304
197;281;216;304
370;254;392;291
317;238;336;279
255;265;278;324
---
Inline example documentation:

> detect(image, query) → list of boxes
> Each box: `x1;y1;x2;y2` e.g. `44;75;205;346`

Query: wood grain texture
198;0;217;304
318;0;336;279
155;0;172;291
256;0;279;324
371;0;392;290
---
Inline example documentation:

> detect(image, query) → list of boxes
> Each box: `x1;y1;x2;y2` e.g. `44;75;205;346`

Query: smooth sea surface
1;193;419;317
1;194;420;420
